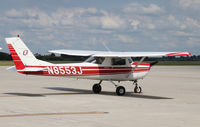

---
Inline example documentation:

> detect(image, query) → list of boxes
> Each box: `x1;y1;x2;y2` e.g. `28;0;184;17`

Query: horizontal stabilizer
20;67;48;72
7;66;16;71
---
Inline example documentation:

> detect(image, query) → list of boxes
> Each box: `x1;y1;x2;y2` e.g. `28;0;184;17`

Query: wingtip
167;52;191;56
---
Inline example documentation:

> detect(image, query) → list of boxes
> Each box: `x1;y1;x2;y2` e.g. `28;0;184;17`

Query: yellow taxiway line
0;111;108;118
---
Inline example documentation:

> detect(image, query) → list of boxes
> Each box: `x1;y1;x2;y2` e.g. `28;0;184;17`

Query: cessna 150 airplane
5;36;191;96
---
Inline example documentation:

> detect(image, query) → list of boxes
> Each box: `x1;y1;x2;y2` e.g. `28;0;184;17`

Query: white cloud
53;41;73;48
86;11;126;29
116;34;138;43
5;8;125;30
6;8;58;27
143;4;163;14
178;0;200;9
100;15;125;29
167;15;200;31
185;17;200;28
131;20;140;30
6;9;24;17
187;37;200;46
124;3;164;15
167;15;186;29
146;23;156;30
5;8;99;27
174;31;194;36
88;37;97;45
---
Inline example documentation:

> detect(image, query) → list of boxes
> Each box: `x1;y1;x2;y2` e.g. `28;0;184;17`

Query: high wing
49;49;191;57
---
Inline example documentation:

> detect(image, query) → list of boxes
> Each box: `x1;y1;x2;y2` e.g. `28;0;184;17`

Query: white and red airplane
5;36;191;96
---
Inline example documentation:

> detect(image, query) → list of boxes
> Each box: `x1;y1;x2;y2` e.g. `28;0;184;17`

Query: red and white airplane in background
5;36;191;96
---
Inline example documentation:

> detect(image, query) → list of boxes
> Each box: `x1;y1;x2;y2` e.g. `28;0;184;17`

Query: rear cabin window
112;58;126;65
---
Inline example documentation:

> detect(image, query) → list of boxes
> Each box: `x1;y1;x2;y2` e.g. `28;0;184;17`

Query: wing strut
127;56;146;78
133;56;146;71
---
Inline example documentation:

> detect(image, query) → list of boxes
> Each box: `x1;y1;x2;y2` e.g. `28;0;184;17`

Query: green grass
0;60;199;66
156;61;200;65
0;61;14;66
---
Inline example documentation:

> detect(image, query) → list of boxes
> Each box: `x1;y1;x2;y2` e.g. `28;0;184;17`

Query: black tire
92;84;102;94
116;86;126;96
134;86;142;93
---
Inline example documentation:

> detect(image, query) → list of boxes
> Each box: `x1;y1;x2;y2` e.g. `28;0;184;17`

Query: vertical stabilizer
5;37;51;70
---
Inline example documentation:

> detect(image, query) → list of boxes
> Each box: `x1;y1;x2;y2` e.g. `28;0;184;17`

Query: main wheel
116;86;126;96
92;84;102;94
134;86;142;93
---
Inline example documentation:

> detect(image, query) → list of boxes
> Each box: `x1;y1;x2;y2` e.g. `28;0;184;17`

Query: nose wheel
134;86;142;93
133;81;142;93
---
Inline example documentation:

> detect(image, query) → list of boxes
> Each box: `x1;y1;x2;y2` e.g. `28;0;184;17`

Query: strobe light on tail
5;36;191;96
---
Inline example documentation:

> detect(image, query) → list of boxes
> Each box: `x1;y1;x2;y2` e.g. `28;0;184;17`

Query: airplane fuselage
18;62;151;81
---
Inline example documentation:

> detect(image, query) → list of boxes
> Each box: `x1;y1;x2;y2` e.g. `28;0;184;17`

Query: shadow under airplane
4;87;173;100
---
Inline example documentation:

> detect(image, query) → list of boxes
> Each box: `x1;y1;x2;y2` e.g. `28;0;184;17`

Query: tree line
0;52;200;61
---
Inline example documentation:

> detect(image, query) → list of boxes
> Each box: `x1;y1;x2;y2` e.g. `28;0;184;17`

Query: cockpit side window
95;57;105;64
112;58;126;65
85;57;95;63
84;57;105;64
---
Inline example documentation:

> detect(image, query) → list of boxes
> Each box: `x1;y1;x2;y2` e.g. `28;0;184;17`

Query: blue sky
0;0;199;55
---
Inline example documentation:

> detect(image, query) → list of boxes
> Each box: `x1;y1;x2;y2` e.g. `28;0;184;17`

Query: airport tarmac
0;66;200;127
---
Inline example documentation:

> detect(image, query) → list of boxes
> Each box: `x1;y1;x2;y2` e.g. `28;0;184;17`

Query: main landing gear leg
92;80;102;94
133;80;142;93
110;81;126;96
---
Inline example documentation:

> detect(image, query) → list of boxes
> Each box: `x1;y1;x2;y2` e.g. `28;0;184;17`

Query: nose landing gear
133;80;142;93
